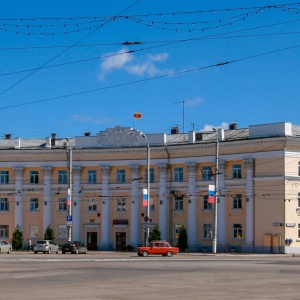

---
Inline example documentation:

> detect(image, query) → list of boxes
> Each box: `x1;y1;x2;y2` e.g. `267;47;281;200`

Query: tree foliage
177;226;188;252
150;224;161;241
12;225;24;250
44;225;55;240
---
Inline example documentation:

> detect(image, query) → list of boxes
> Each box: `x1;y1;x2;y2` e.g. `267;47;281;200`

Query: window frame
29;198;39;211
232;164;242;179
0;171;9;184
174;167;183;182
117;198;126;212
203;195;212;210
233;194;242;209
203;224;212;239
88;170;97;184
30;170;39;184
233;224;243;239
0;225;9;238
88;198;97;212
58;170;68;184
117;170;126;184
174;196;184;211
0;198;9;211
58;198;67;211
202;166;212;181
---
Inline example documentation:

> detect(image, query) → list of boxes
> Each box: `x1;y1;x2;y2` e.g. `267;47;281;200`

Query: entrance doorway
87;232;97;250
116;232;126;251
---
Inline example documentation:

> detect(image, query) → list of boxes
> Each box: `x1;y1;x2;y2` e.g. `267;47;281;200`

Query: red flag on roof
134;112;142;119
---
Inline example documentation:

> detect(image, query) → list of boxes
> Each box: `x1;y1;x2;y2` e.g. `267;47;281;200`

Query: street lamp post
142;134;150;245
67;147;72;242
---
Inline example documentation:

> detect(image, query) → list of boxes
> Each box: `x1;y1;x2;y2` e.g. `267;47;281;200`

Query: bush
44;225;55;240
125;245;135;252
12;225;23;251
177;226;188;252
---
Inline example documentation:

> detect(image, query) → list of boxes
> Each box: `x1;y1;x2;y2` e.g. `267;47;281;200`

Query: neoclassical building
1;122;300;253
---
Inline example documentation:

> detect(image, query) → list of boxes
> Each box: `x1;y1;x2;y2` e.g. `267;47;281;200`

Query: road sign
66;221;73;226
66;215;72;222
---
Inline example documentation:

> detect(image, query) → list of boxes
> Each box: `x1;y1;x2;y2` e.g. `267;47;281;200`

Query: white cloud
98;49;171;80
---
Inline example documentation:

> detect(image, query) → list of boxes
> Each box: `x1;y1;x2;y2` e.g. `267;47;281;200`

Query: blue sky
1;1;299;138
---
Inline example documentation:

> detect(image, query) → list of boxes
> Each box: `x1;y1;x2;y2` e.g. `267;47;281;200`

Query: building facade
1;122;300;253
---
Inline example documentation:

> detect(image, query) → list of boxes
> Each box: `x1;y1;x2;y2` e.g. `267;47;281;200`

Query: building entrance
116;232;126;251
87;232;97;250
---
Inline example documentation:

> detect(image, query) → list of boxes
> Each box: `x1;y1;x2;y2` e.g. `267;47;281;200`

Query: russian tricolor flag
143;188;148;206
67;189;71;206
208;185;215;204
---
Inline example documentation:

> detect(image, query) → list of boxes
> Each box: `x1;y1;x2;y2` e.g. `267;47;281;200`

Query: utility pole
67;147;72;242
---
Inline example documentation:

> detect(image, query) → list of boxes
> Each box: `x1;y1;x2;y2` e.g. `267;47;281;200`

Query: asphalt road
0;252;299;300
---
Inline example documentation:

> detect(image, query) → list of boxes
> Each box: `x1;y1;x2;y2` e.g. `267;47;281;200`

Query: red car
136;240;179;257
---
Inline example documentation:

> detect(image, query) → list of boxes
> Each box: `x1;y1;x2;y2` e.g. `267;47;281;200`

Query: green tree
44;225;55;240
12;225;24;250
177;226;188;252
150;224;161;241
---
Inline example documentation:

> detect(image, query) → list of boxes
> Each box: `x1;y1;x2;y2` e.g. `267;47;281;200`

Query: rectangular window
233;224;243;239
58;170;67;184
58;225;68;239
117;198;126;212
88;198;97;211
0;225;9;238
30;171;39;184
30;198;39;211
233;194;242;209
203;224;212;239
202;166;212;181
0;171;9;184
88;170;97;184
203;195;212;210
0;198;9;211
150;198;155;211
58;198;67;211
117;170;126;183
145;168;155;183
174;167;183;182
174;196;183;211
232;164;242;179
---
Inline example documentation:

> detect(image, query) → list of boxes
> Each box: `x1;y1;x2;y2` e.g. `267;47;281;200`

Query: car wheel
7;248;11;254
166;251;172;257
62;251;65;254
142;251;148;257
34;251;37;254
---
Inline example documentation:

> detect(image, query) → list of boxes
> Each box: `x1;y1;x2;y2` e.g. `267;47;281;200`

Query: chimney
229;123;237;130
51;133;56;146
84;132;91;136
5;133;11;139
171;126;179;134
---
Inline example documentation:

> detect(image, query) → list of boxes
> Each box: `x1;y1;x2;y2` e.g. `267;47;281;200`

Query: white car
34;240;60;254
0;240;12;254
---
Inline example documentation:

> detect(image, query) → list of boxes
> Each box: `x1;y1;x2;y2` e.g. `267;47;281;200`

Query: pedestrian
28;237;31;251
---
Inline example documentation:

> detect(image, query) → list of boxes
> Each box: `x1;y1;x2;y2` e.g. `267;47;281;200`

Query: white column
100;165;111;250
13;167;23;230
217;160;227;245
157;164;168;241
243;159;254;252
42;167;52;233
129;165;140;247
72;166;82;241
186;163;198;251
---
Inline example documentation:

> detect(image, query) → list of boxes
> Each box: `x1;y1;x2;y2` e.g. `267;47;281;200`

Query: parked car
0;240;12;254
136;240;179;257
34;240;60;254
61;241;88;254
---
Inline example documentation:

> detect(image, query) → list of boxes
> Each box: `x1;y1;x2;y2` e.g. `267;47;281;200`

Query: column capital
244;158;254;169
73;166;82;175
42;166;52;175
129;165;140;177
100;165;111;176
157;163;168;174
13;167;24;175
186;162;197;173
